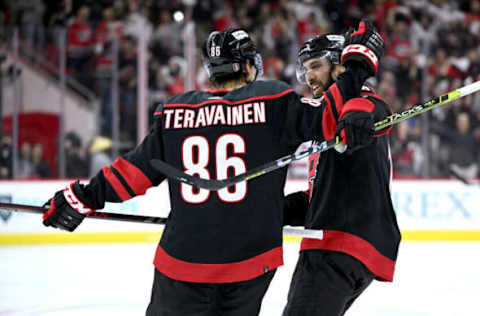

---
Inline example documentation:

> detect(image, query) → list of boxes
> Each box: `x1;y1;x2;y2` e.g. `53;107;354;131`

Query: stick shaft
0;202;324;239
0;202;168;224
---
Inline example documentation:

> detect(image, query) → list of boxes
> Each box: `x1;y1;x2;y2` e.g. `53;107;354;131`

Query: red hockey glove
43;180;95;232
341;19;385;76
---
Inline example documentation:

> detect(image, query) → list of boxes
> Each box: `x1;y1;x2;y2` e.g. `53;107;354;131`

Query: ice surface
1;241;479;315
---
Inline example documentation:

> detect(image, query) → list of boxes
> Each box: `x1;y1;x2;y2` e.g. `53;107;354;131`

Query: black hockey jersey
80;66;371;283
287;86;401;282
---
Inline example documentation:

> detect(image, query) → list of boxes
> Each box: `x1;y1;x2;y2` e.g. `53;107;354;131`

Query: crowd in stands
1;0;480;181
0;130;113;179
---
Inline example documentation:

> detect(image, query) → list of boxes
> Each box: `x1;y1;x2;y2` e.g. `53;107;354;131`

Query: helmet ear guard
203;28;263;81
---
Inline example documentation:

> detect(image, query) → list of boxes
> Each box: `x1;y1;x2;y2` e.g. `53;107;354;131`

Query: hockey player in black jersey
282;20;401;316
41;27;388;316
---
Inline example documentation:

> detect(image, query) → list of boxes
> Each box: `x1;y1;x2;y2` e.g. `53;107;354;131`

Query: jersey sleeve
80;112;167;209
276;64;370;145
365;94;393;136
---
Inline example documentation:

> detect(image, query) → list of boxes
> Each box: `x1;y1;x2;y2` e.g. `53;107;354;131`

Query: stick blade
150;159;227;190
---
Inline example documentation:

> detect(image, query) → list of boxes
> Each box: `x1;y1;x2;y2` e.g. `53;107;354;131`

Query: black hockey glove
335;111;374;154
43;180;95;232
341;19;385;76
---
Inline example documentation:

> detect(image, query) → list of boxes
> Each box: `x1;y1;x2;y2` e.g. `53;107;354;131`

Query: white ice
1;241;480;315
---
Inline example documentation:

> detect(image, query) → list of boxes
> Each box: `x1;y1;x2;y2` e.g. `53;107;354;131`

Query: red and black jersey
295;84;401;282
79;65;372;284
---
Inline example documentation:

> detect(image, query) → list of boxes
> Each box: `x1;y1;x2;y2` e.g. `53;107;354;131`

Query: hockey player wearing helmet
41;26;388;316
282;20;401;316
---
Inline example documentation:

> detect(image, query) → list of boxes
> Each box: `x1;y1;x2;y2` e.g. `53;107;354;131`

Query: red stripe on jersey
374;125;392;137
300;230;395;282
340;98;375;119
161;89;294;110
329;83;344;117
112;157;152;196
154;111;162;116
322;93;338;139
101;166;132;201
153;245;283;283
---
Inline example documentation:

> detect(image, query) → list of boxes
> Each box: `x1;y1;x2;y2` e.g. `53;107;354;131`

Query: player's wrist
42;181;95;232
63;181;95;216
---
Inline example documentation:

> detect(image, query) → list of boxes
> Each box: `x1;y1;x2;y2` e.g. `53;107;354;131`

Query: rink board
1;179;480;244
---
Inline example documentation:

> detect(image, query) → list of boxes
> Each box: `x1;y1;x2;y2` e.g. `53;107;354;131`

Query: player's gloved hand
43;180;95;232
335;111;374;154
341;19;385;76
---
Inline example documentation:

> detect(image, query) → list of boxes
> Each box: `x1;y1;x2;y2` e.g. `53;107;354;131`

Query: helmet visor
296;50;336;84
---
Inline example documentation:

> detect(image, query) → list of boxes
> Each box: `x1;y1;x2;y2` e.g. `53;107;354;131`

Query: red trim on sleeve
300;230;396;282
322;93;338;140
374;126;392;137
101;166;132;201
153;245;283;283
329;83;344;115
112;158;153;196
340;98;375;119
360;92;394;137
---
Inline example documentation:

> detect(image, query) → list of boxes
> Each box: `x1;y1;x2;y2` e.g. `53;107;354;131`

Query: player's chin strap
150;80;480;191
0;202;324;239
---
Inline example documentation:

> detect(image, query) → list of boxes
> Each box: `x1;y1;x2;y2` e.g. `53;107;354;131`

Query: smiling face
303;57;333;98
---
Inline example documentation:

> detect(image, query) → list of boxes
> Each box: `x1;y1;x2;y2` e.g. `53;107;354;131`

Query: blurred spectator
261;9;295;62
119;35;138;142
48;0;74;46
64;131;88;178
150;9;184;58
288;0;330;45
122;1;153;41
67;5;94;86
384;12;414;71
390;121;424;177
16;0;46;62
95;6;123;136
0;135;12;179
31;143;51;178
446;113;479;181
88;136;113;177
432;112;479;181
17;141;34;178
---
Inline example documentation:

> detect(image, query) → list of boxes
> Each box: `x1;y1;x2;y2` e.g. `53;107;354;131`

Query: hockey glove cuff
43;180;95;232
341;19;385;76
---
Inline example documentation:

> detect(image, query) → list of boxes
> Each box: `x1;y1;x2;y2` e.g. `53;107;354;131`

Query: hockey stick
0;202;168;224
0;202;324;239
151;80;480;191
